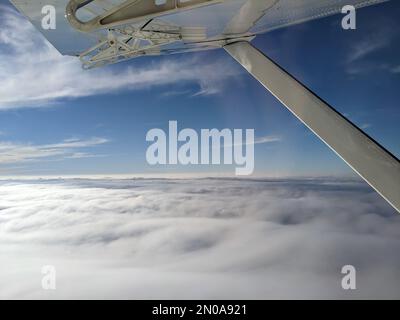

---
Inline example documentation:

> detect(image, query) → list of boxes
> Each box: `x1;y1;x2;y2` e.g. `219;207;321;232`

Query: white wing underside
10;0;388;57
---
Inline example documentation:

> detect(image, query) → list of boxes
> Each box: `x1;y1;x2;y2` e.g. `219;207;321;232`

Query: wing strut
225;41;400;213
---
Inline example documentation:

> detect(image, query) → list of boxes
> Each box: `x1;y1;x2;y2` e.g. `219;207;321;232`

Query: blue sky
0;1;399;176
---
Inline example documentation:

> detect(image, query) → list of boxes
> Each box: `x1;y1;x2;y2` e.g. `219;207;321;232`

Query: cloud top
0;177;399;299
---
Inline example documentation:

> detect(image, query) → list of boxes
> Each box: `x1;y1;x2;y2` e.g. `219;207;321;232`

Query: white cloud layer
0;6;240;109
0;177;399;299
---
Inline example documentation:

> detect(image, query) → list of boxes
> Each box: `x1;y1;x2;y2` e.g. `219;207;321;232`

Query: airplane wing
9;0;388;61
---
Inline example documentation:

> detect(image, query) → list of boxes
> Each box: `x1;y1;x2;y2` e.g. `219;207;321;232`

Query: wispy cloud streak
0;137;108;164
0;6;240;109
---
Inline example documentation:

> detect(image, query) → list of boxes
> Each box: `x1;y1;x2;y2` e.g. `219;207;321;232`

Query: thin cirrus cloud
0;5;241;110
0;137;109;164
391;65;400;74
0;177;399;299
220;135;282;149
346;33;389;64
345;19;399;75
254;135;282;145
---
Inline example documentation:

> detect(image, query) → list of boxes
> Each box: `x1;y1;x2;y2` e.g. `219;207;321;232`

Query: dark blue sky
0;0;399;176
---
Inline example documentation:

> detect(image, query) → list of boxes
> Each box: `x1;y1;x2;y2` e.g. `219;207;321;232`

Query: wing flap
249;0;389;35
